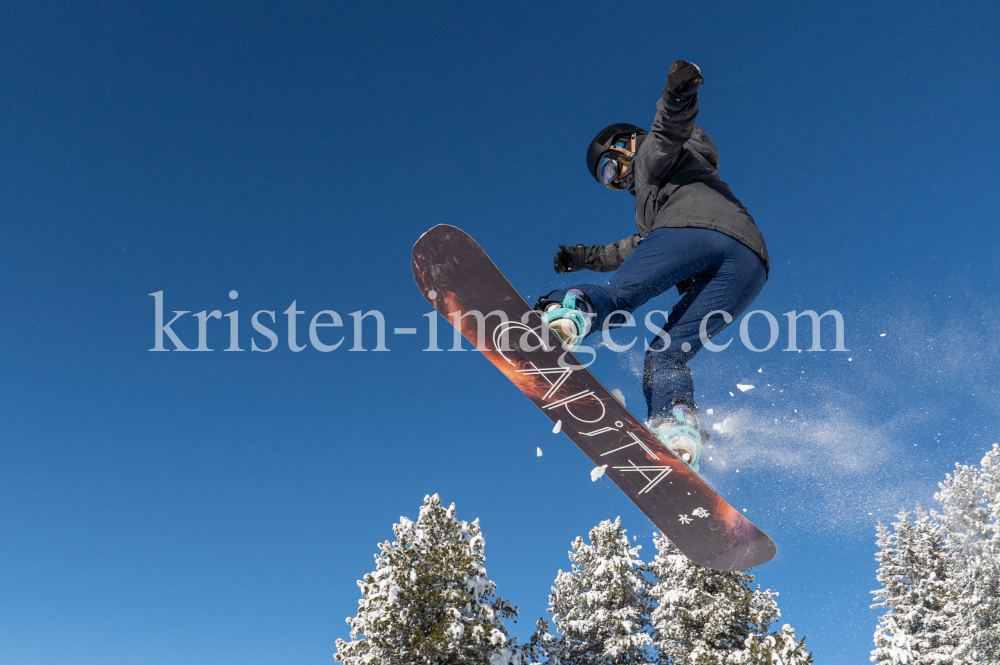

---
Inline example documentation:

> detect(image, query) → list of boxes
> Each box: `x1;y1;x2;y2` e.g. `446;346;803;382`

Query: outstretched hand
667;60;704;100
553;244;586;274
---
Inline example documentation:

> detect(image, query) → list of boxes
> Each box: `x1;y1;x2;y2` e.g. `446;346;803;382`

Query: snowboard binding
648;402;706;472
538;290;593;351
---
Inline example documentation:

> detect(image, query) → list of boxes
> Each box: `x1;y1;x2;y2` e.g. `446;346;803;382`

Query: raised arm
638;61;705;182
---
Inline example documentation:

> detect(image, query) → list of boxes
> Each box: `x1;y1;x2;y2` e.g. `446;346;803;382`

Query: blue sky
2;1;999;662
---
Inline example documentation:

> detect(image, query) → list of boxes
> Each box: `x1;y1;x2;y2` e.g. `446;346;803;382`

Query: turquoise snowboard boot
648;403;705;471
539;291;592;351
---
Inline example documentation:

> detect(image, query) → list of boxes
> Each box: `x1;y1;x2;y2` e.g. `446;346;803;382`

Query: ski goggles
597;155;625;188
597;134;637;190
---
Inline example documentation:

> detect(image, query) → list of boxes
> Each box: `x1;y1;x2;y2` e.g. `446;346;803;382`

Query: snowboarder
536;61;769;471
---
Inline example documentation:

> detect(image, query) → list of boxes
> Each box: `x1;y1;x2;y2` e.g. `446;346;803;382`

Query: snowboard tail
411;224;775;570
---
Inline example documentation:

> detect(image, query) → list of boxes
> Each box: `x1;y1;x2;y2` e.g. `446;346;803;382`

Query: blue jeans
543;228;767;421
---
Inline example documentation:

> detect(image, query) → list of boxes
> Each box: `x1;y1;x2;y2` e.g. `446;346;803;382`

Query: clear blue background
2;1;999;663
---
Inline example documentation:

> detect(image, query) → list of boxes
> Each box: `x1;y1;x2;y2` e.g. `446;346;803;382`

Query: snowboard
411;224;776;571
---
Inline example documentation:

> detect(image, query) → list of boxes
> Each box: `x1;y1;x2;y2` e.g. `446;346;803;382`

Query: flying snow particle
552;419;562;434
737;384;754;392
757;368;763;373
591;465;608;481
849;358;853;361
711;418;732;434
611;388;626;407
880;333;886;337
536;447;543;457
706;408;714;415
729;391;735;397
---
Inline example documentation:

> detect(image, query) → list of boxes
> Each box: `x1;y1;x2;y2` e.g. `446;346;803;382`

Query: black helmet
586;123;647;186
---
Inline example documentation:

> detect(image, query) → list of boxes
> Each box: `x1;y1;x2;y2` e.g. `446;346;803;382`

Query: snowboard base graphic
411;224;775;570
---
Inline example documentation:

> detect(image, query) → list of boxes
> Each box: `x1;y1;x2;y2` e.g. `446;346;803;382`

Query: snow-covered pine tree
538;517;653;664
908;507;959;662
870;508;957;665
335;494;530;665
933;445;1000;662
871;511;917;665
975;444;1000;658
649;534;811;665
734;625;812;665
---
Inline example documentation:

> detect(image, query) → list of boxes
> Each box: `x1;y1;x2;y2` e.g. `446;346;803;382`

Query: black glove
553;244;587;274
667;60;704;101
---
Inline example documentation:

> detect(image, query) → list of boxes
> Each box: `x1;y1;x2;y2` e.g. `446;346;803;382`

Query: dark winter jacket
581;86;769;277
